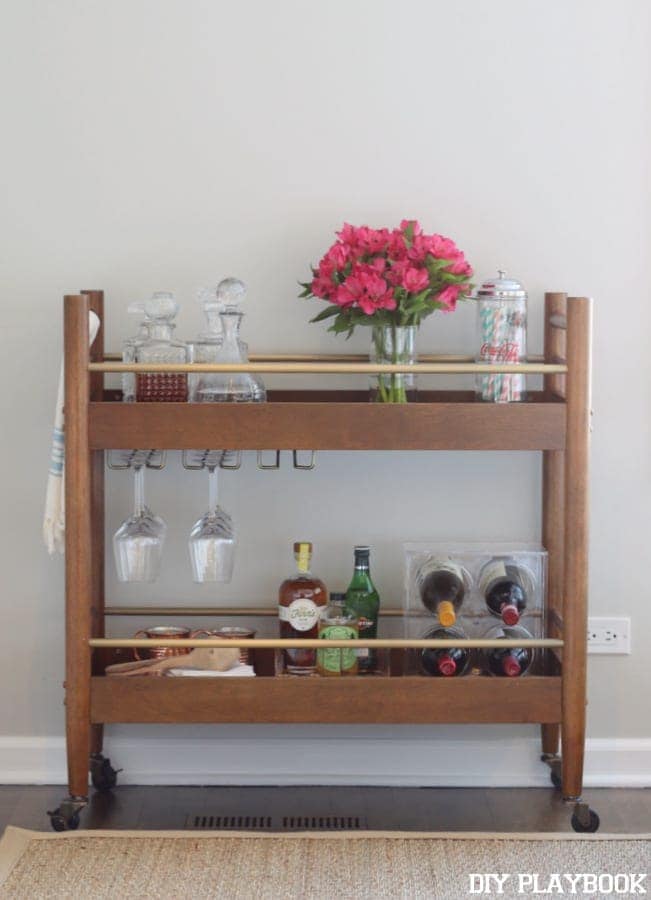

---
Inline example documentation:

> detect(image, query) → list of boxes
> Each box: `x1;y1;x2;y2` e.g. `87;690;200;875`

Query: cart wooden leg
541;295;566;765
53;295;94;829
84;289;106;762
561;297;592;803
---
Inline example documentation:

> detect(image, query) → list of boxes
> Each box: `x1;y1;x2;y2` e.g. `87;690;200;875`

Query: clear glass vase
370;325;417;403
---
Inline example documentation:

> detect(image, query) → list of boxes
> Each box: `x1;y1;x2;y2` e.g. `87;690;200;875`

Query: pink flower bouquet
300;220;473;401
300;220;473;334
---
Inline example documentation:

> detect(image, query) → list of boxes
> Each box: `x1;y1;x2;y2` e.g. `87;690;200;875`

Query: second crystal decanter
135;291;189;402
193;278;266;403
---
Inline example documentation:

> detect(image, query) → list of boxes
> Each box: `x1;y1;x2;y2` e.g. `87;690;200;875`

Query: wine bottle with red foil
479;558;528;626
417;558;465;628
481;624;533;677
420;626;470;677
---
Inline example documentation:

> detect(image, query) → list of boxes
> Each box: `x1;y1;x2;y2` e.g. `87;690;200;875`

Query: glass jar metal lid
476;270;527;299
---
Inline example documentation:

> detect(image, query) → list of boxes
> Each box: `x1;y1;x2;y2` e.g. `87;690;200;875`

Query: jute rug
0;827;648;899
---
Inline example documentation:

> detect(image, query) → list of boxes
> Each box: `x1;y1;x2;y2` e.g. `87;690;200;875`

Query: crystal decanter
134;292;188;402
193;278;265;403
121;301;151;403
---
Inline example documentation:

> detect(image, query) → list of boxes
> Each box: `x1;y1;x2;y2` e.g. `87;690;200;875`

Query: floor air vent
187;814;366;830
189;815;273;830
282;816;365;830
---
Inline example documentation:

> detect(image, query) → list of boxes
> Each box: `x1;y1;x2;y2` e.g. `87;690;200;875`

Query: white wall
1;0;650;784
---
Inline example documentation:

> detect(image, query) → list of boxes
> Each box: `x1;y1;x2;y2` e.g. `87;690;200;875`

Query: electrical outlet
587;617;631;654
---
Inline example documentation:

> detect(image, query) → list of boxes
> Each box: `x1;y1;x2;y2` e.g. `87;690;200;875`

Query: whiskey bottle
278;542;327;675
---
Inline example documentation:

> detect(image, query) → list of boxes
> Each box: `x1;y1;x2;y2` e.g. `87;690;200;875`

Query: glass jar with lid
475;271;527;402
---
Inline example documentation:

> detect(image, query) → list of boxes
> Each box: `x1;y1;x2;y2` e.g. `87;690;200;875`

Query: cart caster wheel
90;755;120;793
571;806;600;833
48;809;80;831
550;768;562;790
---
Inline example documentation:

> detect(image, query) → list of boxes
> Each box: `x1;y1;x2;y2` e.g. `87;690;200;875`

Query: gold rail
90;361;566;375
89;637;563;650
104;606;407;617
103;352;547;363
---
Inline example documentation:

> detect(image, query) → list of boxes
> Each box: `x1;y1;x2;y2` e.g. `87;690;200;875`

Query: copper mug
191;627;256;664
133;626;192;661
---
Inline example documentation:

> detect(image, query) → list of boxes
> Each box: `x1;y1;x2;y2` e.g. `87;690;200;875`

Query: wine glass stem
208;465;218;518
134;465;145;516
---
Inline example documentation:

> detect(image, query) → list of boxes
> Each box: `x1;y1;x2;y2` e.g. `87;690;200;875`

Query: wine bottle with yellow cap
417;558;465;627
279;542;327;675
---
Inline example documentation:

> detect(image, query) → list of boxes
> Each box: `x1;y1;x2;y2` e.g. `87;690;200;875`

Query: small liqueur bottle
344;546;380;674
317;593;358;677
278;542;327;675
480;624;534;677
479;557;528;626
420;625;471;677
135;292;188;402
417;558;465;627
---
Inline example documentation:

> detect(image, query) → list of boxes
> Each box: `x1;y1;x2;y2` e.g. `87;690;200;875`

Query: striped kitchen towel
43;310;101;554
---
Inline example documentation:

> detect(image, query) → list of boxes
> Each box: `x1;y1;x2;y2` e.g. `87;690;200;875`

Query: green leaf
309;305;340;323
403;221;415;244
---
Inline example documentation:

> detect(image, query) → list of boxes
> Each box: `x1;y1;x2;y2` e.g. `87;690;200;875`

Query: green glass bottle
344;546;380;673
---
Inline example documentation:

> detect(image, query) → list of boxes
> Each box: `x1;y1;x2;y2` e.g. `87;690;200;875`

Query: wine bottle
420;626;470;677
344;546;380;674
479;558;528;626
417;558;465;627
481;624;533;677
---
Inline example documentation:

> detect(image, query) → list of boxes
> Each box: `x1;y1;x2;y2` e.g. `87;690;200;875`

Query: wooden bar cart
50;291;597;832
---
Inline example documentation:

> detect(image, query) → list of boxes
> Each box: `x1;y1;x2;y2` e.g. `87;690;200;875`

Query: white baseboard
0;735;649;787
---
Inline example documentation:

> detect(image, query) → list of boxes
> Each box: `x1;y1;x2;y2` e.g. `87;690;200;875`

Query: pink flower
363;228;391;254
446;255;473;276
325;243;348;269
337;223;358;246
311;272;335;299
400;219;422;236
336;266;396;315
437;285;462;312
368;256;388;273
402;267;430;294
428;234;459;260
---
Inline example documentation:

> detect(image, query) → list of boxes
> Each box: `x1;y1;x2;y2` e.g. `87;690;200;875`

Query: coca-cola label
479;559;508;595
479;341;521;363
279;598;320;632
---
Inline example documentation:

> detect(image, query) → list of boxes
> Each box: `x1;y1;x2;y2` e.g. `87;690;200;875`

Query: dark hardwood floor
0;786;649;833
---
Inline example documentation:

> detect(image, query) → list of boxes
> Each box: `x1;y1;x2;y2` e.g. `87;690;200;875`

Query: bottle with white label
417;557;465;627
479;557;528;626
278;542;327;675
